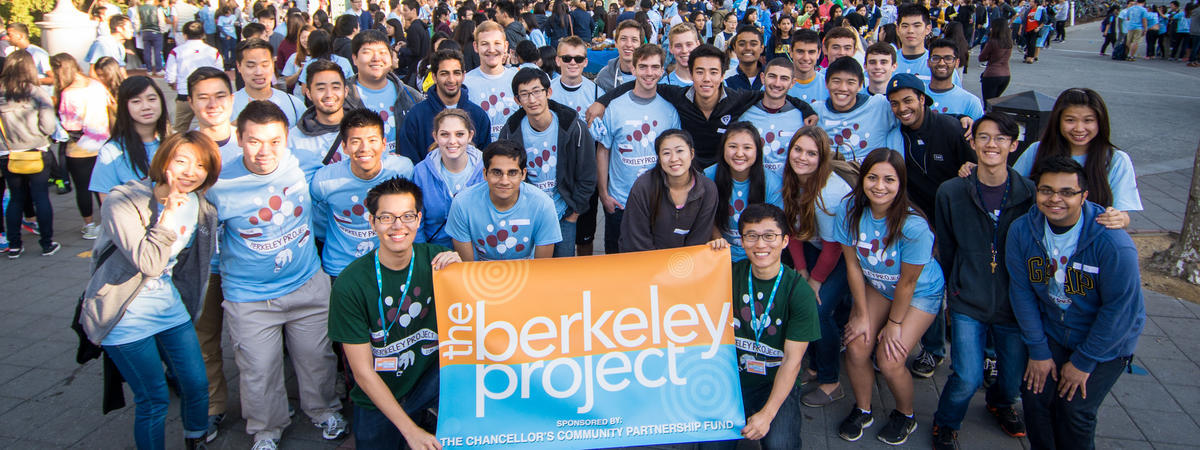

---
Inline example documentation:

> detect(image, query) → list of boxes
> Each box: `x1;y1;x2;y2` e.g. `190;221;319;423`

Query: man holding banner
328;177;461;449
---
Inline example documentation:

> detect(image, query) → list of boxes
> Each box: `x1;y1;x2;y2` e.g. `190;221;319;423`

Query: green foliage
0;0;96;44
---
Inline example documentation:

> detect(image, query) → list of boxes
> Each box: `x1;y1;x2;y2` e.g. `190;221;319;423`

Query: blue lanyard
747;266;783;345
375;251;414;342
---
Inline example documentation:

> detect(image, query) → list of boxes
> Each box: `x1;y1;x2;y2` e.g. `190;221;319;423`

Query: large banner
434;246;744;449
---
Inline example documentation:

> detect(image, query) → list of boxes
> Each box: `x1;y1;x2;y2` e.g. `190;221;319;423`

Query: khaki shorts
1125;29;1145;47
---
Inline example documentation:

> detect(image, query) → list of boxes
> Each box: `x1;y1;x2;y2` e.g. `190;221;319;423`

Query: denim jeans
353;366;440;450
1;152;54;251
699;382;804;450
920;306;947;358
554;216;577;257
933;312;1026;430
1023;337;1129;450
603;207;624;254
799;242;849;384
103;322;209;449
141;31;164;72
1190;35;1200;62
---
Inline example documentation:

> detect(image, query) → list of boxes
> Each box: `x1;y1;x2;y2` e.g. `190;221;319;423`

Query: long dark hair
552;0;571;31
987;19;1013;49
942;22;969;63
649;129;697;229
109;76;169;178
846;148;926;249
0;51;39;102
714;122;766;234
308;29;334;60
1034;88;1116;207
782;126;835;241
453;19;477;49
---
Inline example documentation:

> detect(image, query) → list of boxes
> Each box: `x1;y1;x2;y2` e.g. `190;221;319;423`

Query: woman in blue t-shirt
833;148;945;444
89;76;169;201
708;122;769;262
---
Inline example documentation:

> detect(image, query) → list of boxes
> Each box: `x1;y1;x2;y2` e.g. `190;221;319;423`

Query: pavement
1;19;1198;450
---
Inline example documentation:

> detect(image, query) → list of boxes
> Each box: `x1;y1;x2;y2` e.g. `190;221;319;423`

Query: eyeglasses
1036;188;1085;198
974;134;1013;145
559;55;586;64
517;87;547;101
929;55;958;64
742;232;783;243
487;168;524;179
374;212;420;225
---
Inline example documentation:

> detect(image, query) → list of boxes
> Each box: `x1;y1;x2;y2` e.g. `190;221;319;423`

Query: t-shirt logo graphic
621;120;660;153
237;180;311;272
829;122;870;160
474;220;531;256
721;115;731;125
858;231;897;291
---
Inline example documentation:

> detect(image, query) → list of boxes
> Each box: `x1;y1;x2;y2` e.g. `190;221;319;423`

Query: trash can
988;90;1057;164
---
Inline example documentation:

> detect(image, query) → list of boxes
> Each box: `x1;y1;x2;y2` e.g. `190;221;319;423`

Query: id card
375;357;398;372
746;359;767;375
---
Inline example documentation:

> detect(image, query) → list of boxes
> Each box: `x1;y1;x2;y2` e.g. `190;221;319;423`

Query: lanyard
375;251;414;342
747;266;783;345
975;175;1011;273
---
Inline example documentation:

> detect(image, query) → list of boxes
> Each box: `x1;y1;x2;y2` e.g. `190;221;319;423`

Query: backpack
1112;41;1128;60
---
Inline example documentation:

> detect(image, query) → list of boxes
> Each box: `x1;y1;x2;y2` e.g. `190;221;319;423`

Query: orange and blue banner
433;246;744;449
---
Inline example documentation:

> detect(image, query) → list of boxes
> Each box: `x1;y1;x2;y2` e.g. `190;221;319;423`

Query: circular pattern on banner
461;260;531;306
667;252;695;279
657;350;741;424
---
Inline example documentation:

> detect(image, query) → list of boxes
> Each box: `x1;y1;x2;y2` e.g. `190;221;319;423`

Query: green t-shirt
731;259;820;387
328;244;449;410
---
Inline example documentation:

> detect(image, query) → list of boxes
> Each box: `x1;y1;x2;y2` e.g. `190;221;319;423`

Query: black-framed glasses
559;55;586;63
742;232;782;243
929;55;958;63
1036;188;1085;198
374;212;420;225
517;87;547;101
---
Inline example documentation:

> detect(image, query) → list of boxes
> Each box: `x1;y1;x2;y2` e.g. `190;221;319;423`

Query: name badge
374;357;398;372
933;154;944;161
673;228;690;235
746;359;767;375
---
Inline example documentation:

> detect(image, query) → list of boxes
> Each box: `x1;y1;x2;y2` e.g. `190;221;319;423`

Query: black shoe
185;437;207;450
838;408;875;441
8;247;25;259
988;405;1027;437
41;242;61;256
983;356;998;389
876;409;918;445
932;424;960;450
910;350;942;378
206;413;225;443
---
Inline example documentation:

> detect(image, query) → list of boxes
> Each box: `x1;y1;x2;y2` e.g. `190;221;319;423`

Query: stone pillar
36;0;98;72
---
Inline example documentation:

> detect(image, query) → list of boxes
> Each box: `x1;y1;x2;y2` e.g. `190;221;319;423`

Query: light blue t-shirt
232;89;306;127
297;55;356;93
811;94;902;163
463;66;520;142
787;71;828;105
90;139;160;193
813;172;855;244
205;152;321;302
895;51;962;85
833;199;945;300
927;85;985;120
597;92;681;205
445;182;563;260
1012;142;1143;211
310;155;415;277
549;76;602;114
1124;6;1147;31
663;71;694;87
521;115;568;219
701;165;785;261
1043;218;1082;310
102;193;199;346
85;35;126;67
1144;11;1159;29
355;81;400;154
738;103;807;192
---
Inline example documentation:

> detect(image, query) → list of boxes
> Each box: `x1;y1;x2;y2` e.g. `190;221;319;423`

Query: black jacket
397;20;431;78
934;168;1035;324
498;100;597;216
900;109;975;220
597;83;817;168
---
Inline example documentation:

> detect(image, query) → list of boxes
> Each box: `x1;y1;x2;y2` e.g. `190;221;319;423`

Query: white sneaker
314;412;348;440
82;223;100;240
250;438;277;450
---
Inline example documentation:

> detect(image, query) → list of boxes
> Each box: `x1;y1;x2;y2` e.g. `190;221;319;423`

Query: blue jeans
933;312;1026;430
1023;338;1129;450
1;152;54;251
800;242;849;385
1189;35;1200;62
141;31;164;72
103;322;209;449
554;216;577;257
603;207;623;254
218;36;237;69
920;306;947;358
700;382;804;449
354;366;440;450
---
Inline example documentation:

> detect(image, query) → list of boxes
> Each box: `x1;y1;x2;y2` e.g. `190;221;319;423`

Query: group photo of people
0;0;1168;448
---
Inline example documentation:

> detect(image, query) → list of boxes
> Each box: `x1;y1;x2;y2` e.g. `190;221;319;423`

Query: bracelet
888;318;903;325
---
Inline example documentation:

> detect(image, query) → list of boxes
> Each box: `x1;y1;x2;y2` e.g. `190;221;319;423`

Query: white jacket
164;39;223;95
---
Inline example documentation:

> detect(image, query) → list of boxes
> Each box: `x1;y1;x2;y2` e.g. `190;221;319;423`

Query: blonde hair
473;20;506;42
667;22;700;44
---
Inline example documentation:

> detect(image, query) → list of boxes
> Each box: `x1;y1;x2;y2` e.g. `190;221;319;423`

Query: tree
1150;137;1200;285
0;0;94;44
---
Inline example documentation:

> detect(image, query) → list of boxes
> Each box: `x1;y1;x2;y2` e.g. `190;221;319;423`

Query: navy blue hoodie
1005;201;1145;373
397;85;492;165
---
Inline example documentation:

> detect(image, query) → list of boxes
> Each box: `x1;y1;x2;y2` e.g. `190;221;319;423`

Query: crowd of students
0;0;1154;449
1101;0;1200;65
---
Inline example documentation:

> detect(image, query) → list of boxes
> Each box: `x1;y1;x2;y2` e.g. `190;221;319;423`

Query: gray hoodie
0;87;56;154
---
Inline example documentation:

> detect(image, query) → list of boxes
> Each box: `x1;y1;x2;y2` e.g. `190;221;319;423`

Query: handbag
6;150;44;175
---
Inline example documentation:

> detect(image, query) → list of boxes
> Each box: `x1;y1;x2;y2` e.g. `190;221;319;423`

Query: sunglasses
559;55;587;63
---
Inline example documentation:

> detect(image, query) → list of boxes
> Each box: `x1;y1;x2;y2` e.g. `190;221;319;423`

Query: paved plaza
0;20;1198;449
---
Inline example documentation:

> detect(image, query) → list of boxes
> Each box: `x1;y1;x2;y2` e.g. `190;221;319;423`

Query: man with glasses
885;73;975;379
328;176;461;449
445;141;562;261
926;40;985;120
930;113;1033;449
1006;156;1145;450
499;68;596;258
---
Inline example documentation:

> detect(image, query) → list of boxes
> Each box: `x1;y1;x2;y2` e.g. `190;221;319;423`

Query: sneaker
54;178;71;195
910;350;942;378
837;408;875;441
8;247;24;259
983;357;998;389
932;424;959;450
82;223;100;240
21;220;39;235
41;242;61;256
206;413;225;443
250;438;277;450
876;409;918;445
0;233;8;251
987;405;1027;437
801;384;845;407
314;412;348;440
